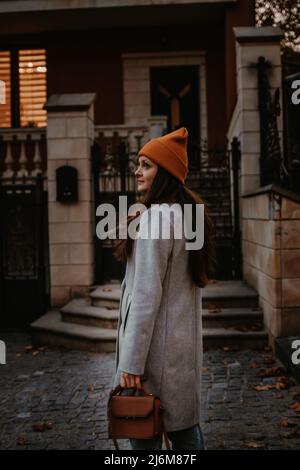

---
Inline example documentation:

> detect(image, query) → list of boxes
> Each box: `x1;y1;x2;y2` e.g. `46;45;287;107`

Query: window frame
0;45;47;129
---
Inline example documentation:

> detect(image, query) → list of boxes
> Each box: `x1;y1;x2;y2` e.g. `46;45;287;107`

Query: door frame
122;50;207;142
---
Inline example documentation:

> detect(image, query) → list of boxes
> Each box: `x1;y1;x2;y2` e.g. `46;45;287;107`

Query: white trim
122;50;207;141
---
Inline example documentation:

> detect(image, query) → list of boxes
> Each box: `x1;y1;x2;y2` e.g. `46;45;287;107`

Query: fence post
231;137;243;280
44;93;96;307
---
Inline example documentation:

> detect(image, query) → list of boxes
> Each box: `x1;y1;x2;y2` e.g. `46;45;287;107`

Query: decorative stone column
44;93;96;307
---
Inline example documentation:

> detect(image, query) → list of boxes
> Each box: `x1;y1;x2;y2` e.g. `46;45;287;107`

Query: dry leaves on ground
252;375;295;392
256;367;286;378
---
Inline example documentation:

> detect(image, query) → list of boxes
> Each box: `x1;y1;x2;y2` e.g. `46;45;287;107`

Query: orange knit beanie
138;127;189;184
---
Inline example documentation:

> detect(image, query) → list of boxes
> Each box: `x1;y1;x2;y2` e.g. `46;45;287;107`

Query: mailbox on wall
56;165;78;202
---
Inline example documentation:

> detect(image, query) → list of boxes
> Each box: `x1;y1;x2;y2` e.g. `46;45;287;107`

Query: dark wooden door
150;65;200;141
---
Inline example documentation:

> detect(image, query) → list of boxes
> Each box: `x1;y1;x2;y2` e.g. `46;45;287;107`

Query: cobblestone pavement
0;331;300;450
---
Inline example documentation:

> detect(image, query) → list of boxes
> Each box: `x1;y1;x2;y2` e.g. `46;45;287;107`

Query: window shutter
0;51;12;128
19;49;47;128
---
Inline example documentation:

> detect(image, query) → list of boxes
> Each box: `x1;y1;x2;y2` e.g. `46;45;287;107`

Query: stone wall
44;93;96;307
242;187;300;341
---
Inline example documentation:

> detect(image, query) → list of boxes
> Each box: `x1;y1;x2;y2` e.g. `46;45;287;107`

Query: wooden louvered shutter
0;50;12;128
19;49;47;128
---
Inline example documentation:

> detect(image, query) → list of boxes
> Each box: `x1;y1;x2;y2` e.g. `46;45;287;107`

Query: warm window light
0;51;11;127
19;49;47;127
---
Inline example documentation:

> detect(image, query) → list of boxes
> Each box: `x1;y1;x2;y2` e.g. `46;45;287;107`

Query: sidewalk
0;331;299;450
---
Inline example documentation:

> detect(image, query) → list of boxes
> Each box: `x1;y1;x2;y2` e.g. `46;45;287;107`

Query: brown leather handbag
107;384;171;450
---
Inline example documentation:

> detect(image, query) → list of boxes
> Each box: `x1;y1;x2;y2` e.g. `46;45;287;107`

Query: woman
110;127;215;450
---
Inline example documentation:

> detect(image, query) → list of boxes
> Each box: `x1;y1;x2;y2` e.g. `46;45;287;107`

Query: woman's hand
120;371;142;389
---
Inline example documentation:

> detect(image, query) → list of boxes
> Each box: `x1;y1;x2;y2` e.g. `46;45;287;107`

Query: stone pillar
44;93;96;307
232;26;284;195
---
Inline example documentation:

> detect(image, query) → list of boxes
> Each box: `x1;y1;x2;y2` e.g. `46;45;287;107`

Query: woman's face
135;155;158;193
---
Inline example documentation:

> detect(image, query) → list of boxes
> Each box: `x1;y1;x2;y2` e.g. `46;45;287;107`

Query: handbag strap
110;384;153;397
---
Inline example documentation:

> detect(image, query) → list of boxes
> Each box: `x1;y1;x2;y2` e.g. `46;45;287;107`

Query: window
0;51;11;128
0;48;47;128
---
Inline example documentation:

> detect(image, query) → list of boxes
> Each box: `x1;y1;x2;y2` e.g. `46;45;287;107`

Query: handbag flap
110;396;155;418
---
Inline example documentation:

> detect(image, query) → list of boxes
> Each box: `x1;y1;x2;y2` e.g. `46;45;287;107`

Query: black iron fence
256;55;300;194
92;132;243;282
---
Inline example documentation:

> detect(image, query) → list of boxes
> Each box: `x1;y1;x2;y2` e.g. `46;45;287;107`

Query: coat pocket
122;294;132;333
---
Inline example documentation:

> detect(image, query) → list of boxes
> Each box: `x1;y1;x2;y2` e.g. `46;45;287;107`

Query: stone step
30;310;117;353
203;328;268;350
90;280;259;310
30;311;267;352
202;281;258;308
202;307;263;328
62;299;263;331
61;298;118;328
90;283;122;308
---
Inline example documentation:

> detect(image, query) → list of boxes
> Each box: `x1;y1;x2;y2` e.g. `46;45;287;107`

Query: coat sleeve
118;206;174;376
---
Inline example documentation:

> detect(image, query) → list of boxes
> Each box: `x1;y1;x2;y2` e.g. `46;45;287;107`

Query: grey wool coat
110;203;203;432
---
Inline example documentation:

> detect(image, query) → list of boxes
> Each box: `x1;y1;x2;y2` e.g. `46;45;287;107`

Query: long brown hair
113;165;216;288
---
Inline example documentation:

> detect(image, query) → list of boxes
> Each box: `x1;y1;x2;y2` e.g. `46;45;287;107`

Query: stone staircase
31;280;268;352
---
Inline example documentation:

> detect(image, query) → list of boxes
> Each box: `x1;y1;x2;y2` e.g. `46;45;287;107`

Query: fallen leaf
37;346;47;352
87;384;94;392
17;435;26;446
25;345;33;352
280;429;300;439
257;367;286;378
243;441;266;449
223;346;240;352
208;303;220;310
253;384;276;391
288;402;300;412
276;376;295;389
249;362;260;369
32;422;53;432
208;308;222;314
15;353;22;358
32;351;40;357
280;419;297;428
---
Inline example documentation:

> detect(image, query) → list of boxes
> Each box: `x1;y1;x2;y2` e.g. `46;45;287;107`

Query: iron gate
0;175;49;328
92;132;242;282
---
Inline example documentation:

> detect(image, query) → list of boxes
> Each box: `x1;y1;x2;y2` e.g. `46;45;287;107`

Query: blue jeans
130;423;206;450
